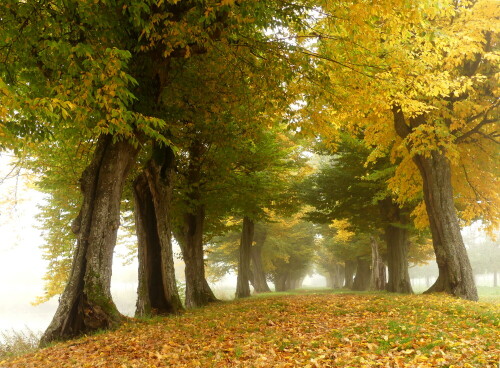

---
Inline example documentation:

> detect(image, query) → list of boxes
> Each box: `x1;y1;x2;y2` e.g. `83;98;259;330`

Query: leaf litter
2;292;499;367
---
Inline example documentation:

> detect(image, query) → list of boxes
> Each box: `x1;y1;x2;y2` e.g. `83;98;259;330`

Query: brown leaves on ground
3;292;499;367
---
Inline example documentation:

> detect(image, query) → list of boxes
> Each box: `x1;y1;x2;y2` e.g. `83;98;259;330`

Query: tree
310;0;499;300
250;223;272;292
263;215;316;291
133;146;184;316
1;0;279;342
235;216;255;298
302;136;422;293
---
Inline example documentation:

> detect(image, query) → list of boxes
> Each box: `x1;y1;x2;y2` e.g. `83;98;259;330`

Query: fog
0;155;497;342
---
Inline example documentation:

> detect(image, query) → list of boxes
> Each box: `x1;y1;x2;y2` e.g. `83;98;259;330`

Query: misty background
0;154;498;342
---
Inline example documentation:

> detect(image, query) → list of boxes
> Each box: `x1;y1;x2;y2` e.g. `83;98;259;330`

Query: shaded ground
2;291;499;367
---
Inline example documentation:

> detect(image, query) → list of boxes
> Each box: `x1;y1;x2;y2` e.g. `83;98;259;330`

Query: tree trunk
288;274;304;290
134;146;183;316
176;205;218;308
250;226;271;293
352;257;371;291
326;272;333;288
335;264;345;288
379;199;413;293
384;224;413;293
328;263;345;289
40;135;139;345
393;107;478;301
344;260;356;289
235;217;255;298
274;273;288;292
414;152;478;300
370;237;386;291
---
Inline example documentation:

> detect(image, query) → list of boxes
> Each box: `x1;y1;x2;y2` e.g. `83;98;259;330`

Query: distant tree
302;136;431;293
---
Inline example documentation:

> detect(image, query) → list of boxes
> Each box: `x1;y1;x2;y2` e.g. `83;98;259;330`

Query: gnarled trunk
379;199;413;293
40;135;139;345
344;260;356;289
134;146;183;316
352;257;371;291
235;217;255;298
393;107;478;301
414;152;478;300
250;226;271;293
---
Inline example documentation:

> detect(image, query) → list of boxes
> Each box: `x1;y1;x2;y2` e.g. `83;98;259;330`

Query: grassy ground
2;290;498;367
409;286;500;304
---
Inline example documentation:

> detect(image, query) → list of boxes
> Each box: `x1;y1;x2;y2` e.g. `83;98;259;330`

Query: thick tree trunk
352;257;371;291
175;139;217;308
384;224;413;293
250;226;271;293
134;147;183;316
176;205;218;308
235;217;255;298
379;199;413;294
393;107;478;301
370;237;386;291
414;152;478;300
344;260;356;289
40;135;139;345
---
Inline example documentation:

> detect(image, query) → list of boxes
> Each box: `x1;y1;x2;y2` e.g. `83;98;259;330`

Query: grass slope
2;291;499;367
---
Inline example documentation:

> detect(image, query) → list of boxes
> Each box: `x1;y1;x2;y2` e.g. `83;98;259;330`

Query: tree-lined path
0;0;498;353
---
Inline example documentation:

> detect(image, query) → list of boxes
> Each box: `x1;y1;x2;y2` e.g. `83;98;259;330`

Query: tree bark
352;257;371;291
379;199;413;294
134;146;184;316
250;226;271;293
369;237;386;291
393;106;478;301
174;139;217;308
384;223;413;293
40;135;139;345
344;260;356;289
176;205;218;308
235;217;255;298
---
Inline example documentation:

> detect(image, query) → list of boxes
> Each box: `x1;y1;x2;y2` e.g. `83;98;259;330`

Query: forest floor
2;290;499;367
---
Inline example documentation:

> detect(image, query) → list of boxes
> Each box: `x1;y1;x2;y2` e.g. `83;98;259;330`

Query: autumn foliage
3;292;499;367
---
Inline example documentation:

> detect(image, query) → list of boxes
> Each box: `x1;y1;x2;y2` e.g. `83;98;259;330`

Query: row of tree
0;0;498;345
